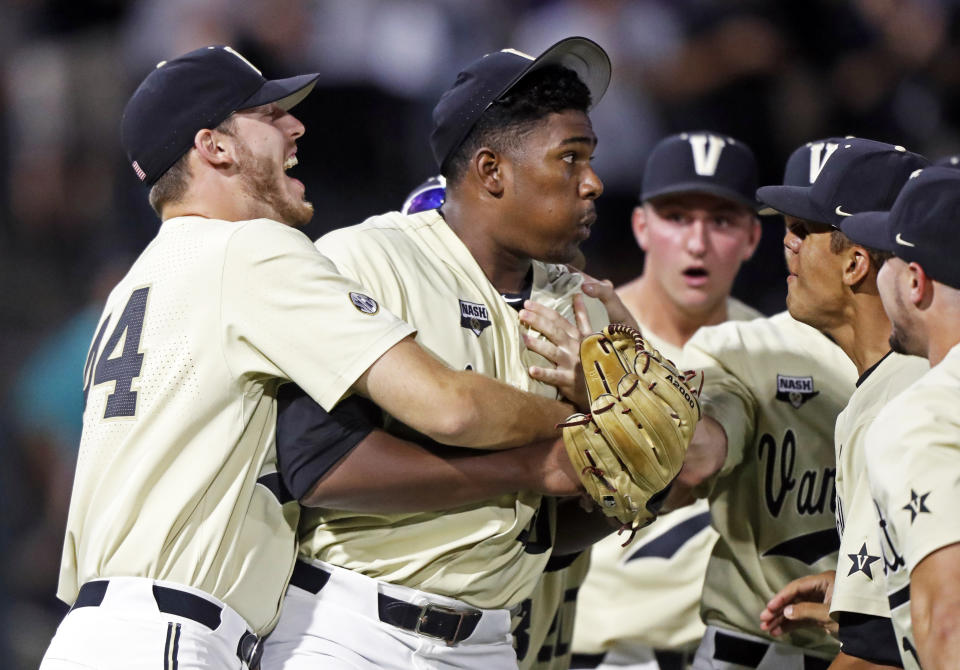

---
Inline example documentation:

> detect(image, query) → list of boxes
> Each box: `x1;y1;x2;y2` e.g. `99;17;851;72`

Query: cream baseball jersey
681;311;857;655
59;216;414;634
573;299;761;657
300;209;607;609
831;353;927;622
865;343;960;670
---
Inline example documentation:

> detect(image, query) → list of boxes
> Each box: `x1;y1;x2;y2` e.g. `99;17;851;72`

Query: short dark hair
442;65;591;184
830;229;894;269
147;116;238;217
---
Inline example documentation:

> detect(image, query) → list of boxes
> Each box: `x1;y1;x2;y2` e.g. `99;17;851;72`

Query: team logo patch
903;489;931;523
459;299;491;337
775;374;819;409
847;542;881;580
349;292;379;315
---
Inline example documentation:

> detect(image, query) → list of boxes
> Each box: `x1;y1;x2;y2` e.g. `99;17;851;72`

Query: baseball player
839;166;960;669
262;38;616;670
40;46;586;670
754;138;929;669
655;139;871;669
569;131;763;670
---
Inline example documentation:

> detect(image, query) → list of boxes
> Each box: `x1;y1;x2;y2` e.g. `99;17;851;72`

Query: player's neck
442;202;532;293
826;298;893;376
617;275;727;349
924;290;960;367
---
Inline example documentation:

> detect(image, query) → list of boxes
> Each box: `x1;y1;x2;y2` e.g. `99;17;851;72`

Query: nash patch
459;299;491;337
349;292;379;315
775;374;819;409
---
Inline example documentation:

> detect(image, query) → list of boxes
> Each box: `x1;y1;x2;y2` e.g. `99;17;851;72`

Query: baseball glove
560;324;701;542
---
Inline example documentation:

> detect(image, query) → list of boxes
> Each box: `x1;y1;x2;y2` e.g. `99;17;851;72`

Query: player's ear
193;128;235;169
844;245;871;288
475;148;504;197
632;206;649;250
908;262;933;308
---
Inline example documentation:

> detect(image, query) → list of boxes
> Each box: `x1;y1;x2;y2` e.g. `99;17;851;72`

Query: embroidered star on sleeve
903;489;931;523
847;542;881;580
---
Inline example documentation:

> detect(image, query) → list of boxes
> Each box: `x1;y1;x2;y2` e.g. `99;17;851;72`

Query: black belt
71;580;262;668
290;560;482;645
713;630;831;670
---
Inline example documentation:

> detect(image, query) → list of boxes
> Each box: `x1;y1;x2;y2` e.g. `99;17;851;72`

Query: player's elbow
418;394;483;446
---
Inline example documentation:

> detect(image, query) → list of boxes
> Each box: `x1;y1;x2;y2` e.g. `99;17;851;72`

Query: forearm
664;415;728;510
552;498;618;555
828;652;900;670
302;433;579;512
356;337;571;449
912;543;960;669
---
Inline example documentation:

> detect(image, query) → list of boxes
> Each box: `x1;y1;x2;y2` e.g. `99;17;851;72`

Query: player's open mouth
682;267;709;287
283;155;298;171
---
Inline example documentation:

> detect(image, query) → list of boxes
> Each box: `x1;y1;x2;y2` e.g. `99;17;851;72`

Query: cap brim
525;37;611;110
240;73;320;112
756;184;829;225
840;211;894;252
643;181;759;211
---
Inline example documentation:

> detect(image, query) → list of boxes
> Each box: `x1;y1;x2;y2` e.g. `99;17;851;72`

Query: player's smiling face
501;110;602;264
783;215;846;329
636;193;759;315
229;103;314;227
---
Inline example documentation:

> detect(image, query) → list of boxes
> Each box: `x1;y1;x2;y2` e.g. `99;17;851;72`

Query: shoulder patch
459;299;491;337
775;374;819;408
349;292;379;315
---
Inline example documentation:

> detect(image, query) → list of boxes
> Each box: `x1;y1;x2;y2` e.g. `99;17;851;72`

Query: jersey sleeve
276;384;381;500
836;612;901;666
220;220;415;411
682;329;758;483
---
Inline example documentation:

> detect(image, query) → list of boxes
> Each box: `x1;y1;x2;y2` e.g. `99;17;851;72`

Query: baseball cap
430;37;611;171
121;45;320;185
841;166;960;289
756;138;928;229
401;175;447;215
757;137;851;215
640;131;758;210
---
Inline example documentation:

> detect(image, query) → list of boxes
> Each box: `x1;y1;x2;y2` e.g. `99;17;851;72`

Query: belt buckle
414;603;467;645
238;631;263;669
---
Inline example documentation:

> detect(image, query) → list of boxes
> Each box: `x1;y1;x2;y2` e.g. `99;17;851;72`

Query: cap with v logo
756;138;928;228
841;166;960;289
640;131;758;210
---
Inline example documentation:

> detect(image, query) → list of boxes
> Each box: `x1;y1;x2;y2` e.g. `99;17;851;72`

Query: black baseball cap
121;45;320;185
640;131;758;210
429;37;611;171
841;166;960;289
757;137;850;215
756;138;928;229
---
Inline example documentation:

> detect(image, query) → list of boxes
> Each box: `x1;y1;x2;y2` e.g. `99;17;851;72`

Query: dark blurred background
2;0;960;666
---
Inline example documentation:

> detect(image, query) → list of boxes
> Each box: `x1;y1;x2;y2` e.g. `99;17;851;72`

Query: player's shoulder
725;296;763;322
317;210;437;255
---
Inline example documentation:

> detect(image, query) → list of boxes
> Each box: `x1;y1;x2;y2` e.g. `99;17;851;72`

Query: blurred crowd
2;0;960;667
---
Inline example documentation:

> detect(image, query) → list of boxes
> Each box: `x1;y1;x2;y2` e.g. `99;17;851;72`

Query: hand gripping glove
560;324;701;542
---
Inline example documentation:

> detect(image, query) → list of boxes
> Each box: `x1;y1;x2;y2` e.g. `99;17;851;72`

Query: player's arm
826;653;902;670
551;498;618;555
354;336;572;449
911;541;960;670
278;384;581;512
663;414;728;509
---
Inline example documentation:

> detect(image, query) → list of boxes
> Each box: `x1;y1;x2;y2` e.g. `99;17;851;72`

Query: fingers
572;294;594;338
759;571;837;637
578;278;641;331
520;300;581;350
